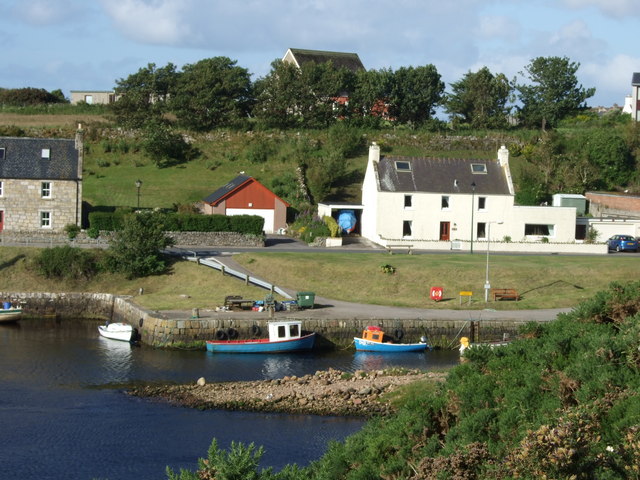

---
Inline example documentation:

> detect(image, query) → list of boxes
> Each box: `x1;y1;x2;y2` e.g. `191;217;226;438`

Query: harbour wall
5;291;541;348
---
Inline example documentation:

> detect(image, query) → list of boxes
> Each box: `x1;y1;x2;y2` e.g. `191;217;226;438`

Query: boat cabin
268;321;303;341
361;325;385;343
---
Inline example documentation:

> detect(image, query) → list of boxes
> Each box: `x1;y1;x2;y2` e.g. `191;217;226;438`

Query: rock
196;377;206;386
358;387;372;396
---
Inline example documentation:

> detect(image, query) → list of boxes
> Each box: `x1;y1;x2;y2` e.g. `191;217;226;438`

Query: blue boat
206;320;316;353
354;326;429;352
337;210;357;234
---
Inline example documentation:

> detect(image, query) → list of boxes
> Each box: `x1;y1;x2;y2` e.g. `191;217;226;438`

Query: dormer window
471;163;487;174
0;148;5;160
41;148;50;159
395;161;411;172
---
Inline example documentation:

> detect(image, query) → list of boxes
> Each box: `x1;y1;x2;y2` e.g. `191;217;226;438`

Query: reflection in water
97;336;134;382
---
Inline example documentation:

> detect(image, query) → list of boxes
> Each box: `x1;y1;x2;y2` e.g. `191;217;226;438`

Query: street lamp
484;221;504;302
135;179;142;208
470;181;476;254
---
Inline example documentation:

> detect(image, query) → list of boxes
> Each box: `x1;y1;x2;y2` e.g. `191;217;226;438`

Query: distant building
282;48;365;73
630;73;640;121
70;90;118;105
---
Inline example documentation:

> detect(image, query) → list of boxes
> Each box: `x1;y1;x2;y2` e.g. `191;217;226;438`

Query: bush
34;246;101;280
64;223;81;239
323;215;340;238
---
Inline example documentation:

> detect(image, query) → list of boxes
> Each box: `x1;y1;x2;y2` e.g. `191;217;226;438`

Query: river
0;318;460;479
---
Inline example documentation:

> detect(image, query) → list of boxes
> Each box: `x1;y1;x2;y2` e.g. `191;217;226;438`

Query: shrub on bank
33;245;102;280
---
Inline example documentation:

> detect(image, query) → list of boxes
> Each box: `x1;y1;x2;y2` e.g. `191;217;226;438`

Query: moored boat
98;322;135;342
354;325;430;352
0;302;22;324
459;336;510;355
206;320;315;353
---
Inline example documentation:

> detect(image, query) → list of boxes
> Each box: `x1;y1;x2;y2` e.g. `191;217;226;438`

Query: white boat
98;322;135;342
0;307;22;324
459;336;510;355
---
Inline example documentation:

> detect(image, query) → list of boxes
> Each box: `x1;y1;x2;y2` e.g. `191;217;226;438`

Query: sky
1;0;639;109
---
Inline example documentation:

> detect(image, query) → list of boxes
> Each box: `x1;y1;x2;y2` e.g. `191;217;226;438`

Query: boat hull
354;337;428;352
98;323;134;342
0;308;22;323
206;333;316;353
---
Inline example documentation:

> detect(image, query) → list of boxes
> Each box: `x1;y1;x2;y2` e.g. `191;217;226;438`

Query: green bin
296;291;315;309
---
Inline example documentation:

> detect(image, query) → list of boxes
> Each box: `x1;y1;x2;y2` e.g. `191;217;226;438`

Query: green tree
253;60;305;129
141;120;196;168
350;68;394;123
0;87;65;106
388;64;445;125
517;56;595;130
171;57;253;131
112;62;178;128
579;129;635;189
445;67;512;128
106;211;174;279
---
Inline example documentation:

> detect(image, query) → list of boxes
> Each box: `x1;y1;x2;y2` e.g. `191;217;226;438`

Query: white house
360;143;606;254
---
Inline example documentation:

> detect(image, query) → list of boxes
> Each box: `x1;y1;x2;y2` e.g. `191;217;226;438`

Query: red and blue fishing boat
354;325;430;352
206;320;316;353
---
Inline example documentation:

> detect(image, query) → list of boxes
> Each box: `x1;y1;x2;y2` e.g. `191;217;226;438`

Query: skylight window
395;161;411;172
0;148;4;160
471;163;487;173
41;148;50;159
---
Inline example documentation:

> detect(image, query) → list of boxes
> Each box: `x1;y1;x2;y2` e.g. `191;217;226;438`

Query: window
404;195;412;208
394;161;411;172
477;222;486;239
478;197;486;210
289;324;299;337
84;95;93;104
41;148;50;159
40;211;51;228
41;182;51;198
403;220;412;237
277;325;285;338
441;196;450;209
471;163;487;173
0;181;3;197
525;224;554;236
0;148;5;160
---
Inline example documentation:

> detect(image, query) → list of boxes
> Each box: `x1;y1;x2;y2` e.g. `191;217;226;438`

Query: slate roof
0;137;79;180
203;174;252;204
376;155;511;195
287;48;365;72
632;72;640;86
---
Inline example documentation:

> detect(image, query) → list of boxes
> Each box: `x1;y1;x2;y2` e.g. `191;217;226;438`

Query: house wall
0;179;80;231
586;192;640;218
69;91;116;105
587;218;640;240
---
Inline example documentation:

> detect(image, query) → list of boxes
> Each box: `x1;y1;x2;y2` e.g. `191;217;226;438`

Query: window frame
40;211;52;229
441;195;450;209
478;196;486;210
404;194;413;208
402;220;413;238
41;181;52;199
471;163;487;174
394;161;411;172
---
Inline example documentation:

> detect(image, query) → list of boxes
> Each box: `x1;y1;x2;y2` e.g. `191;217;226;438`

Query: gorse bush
34;246;101;280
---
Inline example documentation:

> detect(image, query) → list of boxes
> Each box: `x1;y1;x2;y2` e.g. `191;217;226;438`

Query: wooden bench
386;244;413;254
224;295;255;310
492;288;520;301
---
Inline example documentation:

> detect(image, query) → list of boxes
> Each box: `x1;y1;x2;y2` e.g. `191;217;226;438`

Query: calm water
0;318;460;480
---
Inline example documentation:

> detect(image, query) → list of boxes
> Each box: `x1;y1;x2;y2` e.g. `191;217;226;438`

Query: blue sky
1;0;638;109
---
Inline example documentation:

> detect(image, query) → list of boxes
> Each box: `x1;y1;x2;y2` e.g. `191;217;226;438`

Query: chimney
498;145;509;166
369;142;380;164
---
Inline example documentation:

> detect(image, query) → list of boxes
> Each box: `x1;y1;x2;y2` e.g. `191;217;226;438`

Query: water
0;318;460;479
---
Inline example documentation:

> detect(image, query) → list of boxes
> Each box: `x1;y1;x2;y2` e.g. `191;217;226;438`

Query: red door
439;222;450;241
0;211;4;232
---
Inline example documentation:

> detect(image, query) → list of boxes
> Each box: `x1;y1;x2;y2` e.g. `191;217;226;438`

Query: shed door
439;222;450;241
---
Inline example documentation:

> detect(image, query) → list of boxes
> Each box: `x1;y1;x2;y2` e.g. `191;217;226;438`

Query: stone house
200;175;289;234
359;143;603;253
0;129;84;233
69;90;118;105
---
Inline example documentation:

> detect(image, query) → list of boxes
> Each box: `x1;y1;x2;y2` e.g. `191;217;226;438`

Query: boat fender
139;318;144;328
394;328;404;341
227;328;239;340
216;329;228;341
251;325;261;337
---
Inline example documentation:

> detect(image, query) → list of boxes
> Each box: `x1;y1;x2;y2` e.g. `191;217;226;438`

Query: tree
106;211;174;279
517;56;595;130
141;120;196;168
388;65;445;125
445;67;512;128
171;57;253;131
112;63;178;128
350;68;395;124
0;87;65;106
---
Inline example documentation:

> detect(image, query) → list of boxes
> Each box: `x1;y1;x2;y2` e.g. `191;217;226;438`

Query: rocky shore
128;368;446;417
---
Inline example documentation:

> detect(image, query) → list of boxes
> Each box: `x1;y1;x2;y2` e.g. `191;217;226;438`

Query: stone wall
7;291;526;348
0;179;80;232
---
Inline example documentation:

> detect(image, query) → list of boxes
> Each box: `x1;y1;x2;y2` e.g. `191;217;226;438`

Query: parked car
607;234;638;252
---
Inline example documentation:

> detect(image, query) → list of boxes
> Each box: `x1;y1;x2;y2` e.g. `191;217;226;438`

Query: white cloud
475;15;520;41
12;0;78;25
582;53;638;104
547;19;606;57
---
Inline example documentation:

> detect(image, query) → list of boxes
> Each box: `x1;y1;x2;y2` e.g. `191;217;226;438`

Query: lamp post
484;221;504;302
135;179;142;208
470;181;476;254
